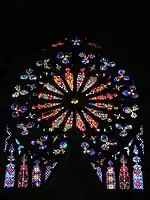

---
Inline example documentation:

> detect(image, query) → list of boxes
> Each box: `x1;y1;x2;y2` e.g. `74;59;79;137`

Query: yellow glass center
71;98;78;104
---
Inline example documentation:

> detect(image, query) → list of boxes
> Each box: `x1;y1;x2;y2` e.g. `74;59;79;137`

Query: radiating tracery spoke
51;110;68;129
53;74;68;93
85;83;111;96
37;107;64;121
82;76;97;93
81;110;99;129
63;112;73;132
76;71;85;91
38;92;62;100
88;102;114;110
76;112;86;132
85;106;109;121
43;83;64;95
89;93;118;100
32;103;60;110
65;68;74;91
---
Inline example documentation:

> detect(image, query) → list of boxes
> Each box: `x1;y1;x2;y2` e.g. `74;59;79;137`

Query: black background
0;2;147;200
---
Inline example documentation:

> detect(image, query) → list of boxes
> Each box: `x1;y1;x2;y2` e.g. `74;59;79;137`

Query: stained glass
18;154;28;188
106;161;116;189
79;52;95;64
72;37;81;45
123;105;139;118
100;135;117;150
82;76;97;93
32;160;41;187
114;69;130;82
115;123;132;137
65;68;74;91
56;52;72;64
31;135;48;150
88;42;101;48
81;110;99;128
11;103;27;118
119;155;130;190
16;122;34;135
38;92;62;100
45;162;57;181
15;139;24;154
85;107;109;121
85;83;109;96
51;110;68;129
53;141;68;155
53;75;69;92
133;145;144;189
12;85;29;98
124;139;133;156
4;163;15;188
4;125;12;153
36;58;51;69
4;36;143;190
32;103;60;110
51;41;64;48
100;57;116;70
4;144;15;188
89;93;118;100
37;107;64;121
20;68;37;80
122;85;138;98
71;98;78;104
43;83;64;95
136;125;144;154
88;103;113;110
63;112;73;132
91;163;103;182
76;112;86;132
76;70;85;91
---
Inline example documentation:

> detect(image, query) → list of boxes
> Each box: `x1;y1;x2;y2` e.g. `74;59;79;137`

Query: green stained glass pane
20;90;29;95
20;75;28;80
14;85;21;91
26;68;33;74
12;92;19;98
43;94;48;99
56;151;60;155
133;105;139;111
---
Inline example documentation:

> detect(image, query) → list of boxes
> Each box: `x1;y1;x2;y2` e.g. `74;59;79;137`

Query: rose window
3;37;144;190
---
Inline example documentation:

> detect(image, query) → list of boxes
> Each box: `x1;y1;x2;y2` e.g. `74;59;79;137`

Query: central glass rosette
71;98;79;104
